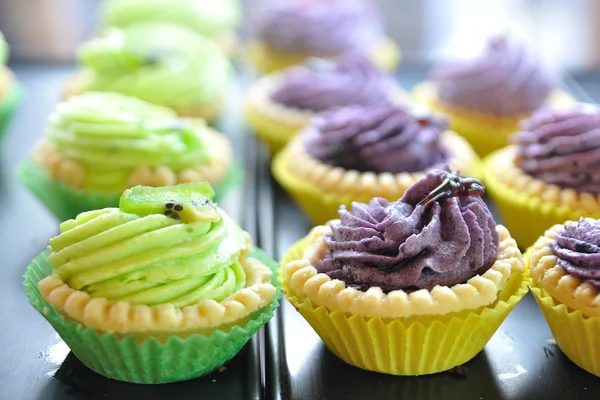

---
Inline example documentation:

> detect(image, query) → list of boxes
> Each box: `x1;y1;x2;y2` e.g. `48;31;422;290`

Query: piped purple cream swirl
432;36;555;115
512;106;600;194
316;170;500;292
252;0;385;55
304;104;449;173
270;54;397;112
551;218;600;290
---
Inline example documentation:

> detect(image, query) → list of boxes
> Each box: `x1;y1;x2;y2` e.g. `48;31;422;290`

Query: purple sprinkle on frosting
551;218;600;290
316;169;499;292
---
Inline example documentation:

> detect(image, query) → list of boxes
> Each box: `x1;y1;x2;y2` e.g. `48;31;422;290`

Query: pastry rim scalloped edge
282;224;523;318
529;220;600;317
37;255;277;334
33;128;232;192
277;129;479;200
486;146;600;214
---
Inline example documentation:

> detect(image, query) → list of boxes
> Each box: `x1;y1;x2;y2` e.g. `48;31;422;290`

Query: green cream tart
101;0;241;39
47;183;248;307
45;92;211;193
78;23;231;110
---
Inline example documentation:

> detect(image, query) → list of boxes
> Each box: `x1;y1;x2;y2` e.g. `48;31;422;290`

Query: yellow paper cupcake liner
526;251;600;377
272;134;481;226
412;82;574;157
281;237;530;375
483;148;600;249
246;37;400;74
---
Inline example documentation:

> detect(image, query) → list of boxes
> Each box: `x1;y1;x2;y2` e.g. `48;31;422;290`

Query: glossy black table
1;63;599;400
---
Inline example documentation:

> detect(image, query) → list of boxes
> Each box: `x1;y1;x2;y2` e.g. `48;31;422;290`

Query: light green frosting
46;92;211;193
78;23;231;109
48;204;248;307
0;32;7;66
101;0;241;38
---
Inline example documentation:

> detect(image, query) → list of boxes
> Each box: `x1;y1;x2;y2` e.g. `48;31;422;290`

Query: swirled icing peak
101;0;241;37
45;92;210;193
551;218;600;290
78;23;231;109
512;106;600;194
47;183;249;307
316;169;499;292
252;0;385;55
303;104;449;173
270;54;397;112
432;36;555;115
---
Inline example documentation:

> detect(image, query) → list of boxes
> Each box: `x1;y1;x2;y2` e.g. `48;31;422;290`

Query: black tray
1;63;599;400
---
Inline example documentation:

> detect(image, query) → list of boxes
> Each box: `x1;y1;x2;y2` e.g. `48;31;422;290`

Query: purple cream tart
432;36;556;115
316;169;500;292
512;106;600;194
252;0;385;57
303;104;450;173
550;218;600;290
270;54;397;112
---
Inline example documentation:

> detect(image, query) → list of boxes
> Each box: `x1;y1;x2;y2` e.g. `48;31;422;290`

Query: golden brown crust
530;221;600;317
38;255;276;334
278;130;479;203
487;147;600;214
33;129;232;193
282;224;522;318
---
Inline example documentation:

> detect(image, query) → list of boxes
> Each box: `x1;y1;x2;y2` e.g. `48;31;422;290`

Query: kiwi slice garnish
119;183;219;223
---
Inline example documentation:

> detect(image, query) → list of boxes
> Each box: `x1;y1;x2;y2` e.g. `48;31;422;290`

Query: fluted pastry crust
278;130;478;203
38;255;276;334
33;129;232;192
282;224;522;318
487;147;600;214
530;221;600;317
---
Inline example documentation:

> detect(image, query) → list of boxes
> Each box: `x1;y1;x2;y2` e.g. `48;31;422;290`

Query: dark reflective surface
4;63;600;400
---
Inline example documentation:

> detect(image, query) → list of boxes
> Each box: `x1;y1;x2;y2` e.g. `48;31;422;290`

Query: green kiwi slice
119;183;219;223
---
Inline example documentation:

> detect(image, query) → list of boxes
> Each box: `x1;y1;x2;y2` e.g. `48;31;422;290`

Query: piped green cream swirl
101;0;241;39
47;202;248;307
45;92;210;193
77;23;231;109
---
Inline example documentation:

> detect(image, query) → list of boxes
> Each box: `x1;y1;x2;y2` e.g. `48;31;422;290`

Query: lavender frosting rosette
512;107;600;194
270;54;396;112
550;218;600;289
304;104;449;173
252;0;384;56
316;169;499;292
432;36;555;115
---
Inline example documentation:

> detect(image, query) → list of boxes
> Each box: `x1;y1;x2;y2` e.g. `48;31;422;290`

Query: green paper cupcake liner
0;84;23;142
17;158;244;221
23;248;281;384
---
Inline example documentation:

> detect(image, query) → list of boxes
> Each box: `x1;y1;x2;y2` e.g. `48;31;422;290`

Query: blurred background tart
244;54;404;154
246;0;400;73
413;36;573;156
